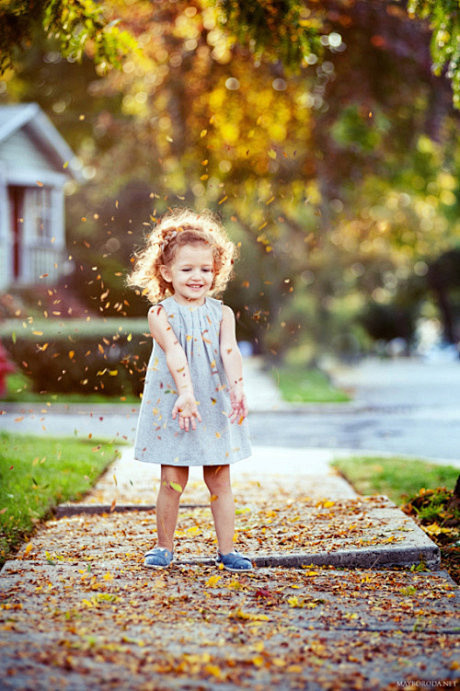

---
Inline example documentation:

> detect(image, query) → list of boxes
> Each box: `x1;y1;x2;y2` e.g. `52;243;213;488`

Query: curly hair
126;208;236;304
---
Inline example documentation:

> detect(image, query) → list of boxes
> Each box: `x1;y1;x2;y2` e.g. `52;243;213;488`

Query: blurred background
0;0;459;402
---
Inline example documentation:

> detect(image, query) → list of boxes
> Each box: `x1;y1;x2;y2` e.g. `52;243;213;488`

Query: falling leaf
170;481;183;492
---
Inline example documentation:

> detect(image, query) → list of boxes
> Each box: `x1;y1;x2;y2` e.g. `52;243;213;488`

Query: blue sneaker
144;547;174;569
216;550;253;572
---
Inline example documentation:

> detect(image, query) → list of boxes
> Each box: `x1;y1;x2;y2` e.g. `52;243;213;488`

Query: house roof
0;103;82;180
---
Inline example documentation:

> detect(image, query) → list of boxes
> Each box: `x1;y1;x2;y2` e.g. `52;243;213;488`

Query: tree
2;0;459;359
216;0;460;110
0;0;137;74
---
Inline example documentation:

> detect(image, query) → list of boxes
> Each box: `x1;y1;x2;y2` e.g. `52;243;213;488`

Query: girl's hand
172;393;202;431
229;385;248;425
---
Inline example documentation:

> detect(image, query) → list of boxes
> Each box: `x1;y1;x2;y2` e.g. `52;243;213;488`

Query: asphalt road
2;358;460;463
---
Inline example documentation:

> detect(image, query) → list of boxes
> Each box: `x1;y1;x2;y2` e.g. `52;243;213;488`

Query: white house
0;103;81;290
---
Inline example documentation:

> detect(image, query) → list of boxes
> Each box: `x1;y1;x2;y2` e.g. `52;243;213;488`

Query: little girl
127;208;253;571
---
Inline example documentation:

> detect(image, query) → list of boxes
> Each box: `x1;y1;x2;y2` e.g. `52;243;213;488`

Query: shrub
0;318;152;396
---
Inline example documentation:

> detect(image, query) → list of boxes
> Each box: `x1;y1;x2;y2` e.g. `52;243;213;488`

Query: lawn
2;372;140;404
273;365;350;403
331;456;458;505
0;432;120;565
332;455;460;581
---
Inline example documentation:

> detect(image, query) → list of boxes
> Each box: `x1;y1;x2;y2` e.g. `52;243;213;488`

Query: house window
28;188;53;240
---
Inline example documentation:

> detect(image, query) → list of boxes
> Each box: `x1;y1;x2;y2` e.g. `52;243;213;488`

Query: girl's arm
220;305;248;424
148;305;201;431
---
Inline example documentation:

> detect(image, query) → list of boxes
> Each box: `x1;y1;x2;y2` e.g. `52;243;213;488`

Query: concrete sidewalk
1;359;459;688
0;444;458;689
52;444;439;571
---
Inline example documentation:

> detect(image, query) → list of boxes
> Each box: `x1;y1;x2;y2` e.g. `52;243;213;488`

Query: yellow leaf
272;657;286;667
230;608;269;621
24;542;33;555
287;596;304;608
68;350;75;359
103;572;113;581
268;149;276;159
169;481;183;493
204;664;221;678
205;574;222;588
200;129;208;138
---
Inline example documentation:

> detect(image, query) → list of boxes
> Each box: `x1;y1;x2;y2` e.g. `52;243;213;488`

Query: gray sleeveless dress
134;296;251;466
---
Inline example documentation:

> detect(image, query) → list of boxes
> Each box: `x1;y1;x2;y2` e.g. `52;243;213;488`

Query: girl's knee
203;465;231;493
161;466;189;496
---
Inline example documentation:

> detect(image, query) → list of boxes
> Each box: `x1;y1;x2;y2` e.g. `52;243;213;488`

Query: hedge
0;318;152;396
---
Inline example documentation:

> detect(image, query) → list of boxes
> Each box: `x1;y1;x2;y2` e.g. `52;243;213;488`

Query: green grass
0;432;120;564
273;365;350;403
0;317;148;340
2;372;140;404
331;456;459;505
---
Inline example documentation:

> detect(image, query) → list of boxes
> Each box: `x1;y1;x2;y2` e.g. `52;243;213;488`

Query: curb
55;503;206;517
176;543;440;571
54;502;441;572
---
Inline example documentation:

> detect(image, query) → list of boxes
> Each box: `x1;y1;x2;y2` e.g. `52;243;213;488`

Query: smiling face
160;242;215;305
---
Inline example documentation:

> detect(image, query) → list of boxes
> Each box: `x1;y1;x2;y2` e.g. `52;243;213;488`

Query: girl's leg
156;465;189;551
203;464;234;554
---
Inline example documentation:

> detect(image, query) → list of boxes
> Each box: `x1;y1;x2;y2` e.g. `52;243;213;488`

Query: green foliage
359;302;418;344
217;0;324;67
332;456;459;506
2;1;459;360
3;371;139;403
0;432;119;564
407;0;460;108
216;0;459;109
0;318;151;397
331;105;391;153
402;486;459;533
0;0;137;74
273;365;350;403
